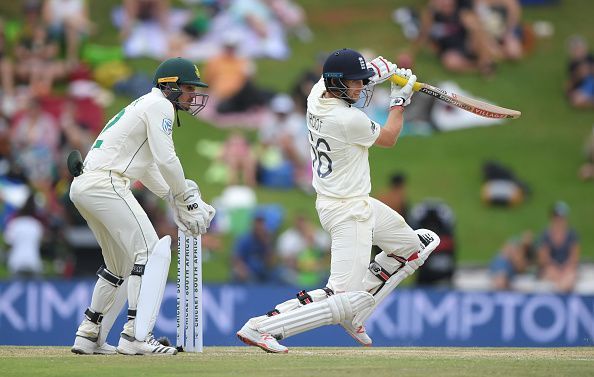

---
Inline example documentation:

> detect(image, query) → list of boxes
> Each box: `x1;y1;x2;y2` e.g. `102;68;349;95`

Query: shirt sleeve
144;99;187;197
137;162;170;199
343;109;381;147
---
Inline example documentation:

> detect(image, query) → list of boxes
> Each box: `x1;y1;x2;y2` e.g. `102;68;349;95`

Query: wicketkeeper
237;49;440;353
70;57;215;355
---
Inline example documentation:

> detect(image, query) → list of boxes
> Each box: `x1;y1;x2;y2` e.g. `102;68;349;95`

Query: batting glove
390;68;416;108
367;56;397;86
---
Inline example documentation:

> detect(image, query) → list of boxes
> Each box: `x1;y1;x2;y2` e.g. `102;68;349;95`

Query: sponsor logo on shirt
162;118;173;135
370;120;377;134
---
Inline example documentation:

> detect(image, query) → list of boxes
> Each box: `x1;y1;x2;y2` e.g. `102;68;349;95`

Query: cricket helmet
322;48;374;106
153;57;209;116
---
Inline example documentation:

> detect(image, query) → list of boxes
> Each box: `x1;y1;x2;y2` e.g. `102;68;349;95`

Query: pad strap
368;261;392;283
85;308;104;324
96;265;125;287
127;309;137;321
131;264;146;276
297;290;313;305
266;309;280;317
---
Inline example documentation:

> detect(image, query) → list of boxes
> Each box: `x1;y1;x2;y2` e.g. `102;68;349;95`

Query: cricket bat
390;75;521;119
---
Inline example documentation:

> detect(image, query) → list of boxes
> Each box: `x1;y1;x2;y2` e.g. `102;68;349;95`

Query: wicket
176;230;203;352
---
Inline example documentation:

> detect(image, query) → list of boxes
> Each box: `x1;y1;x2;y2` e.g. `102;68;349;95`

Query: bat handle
389;74;422;92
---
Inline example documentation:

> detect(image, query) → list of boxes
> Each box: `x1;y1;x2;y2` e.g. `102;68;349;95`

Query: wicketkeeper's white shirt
84;88;185;198
306;78;381;199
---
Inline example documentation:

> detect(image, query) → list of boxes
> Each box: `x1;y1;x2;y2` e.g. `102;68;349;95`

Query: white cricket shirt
306;78;380;199
84;88;186;197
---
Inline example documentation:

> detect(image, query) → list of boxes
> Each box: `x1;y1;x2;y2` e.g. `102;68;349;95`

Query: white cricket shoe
236;323;288;353
116;333;178;355
340;321;372;346
71;336;117;355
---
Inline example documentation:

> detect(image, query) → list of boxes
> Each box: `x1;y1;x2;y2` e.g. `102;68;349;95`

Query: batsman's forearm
379;107;405;147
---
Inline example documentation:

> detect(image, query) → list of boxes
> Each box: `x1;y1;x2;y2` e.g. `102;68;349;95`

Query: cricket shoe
116;333;178;355
340;321;372;346
236;322;288;353
71;335;117;355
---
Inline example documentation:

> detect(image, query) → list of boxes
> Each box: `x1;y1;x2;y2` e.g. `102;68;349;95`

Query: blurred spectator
118;0;171;59
579;126;594;181
566;35;594;109
224;0;290;59
10;18;66;96
10;98;60;184
232;213;275;283
537;201;580;293
257;94;310;190
416;0;500;76
204;34;272;114
474;0;523;61
0;119;26;180
409;199;456;286
266;0;312;42
42;0;94;64
490;230;534;290
276;213;330;286
219;130;257;187
481;160;530;207
377;172;410;221
4;194;44;278
58;99;94;153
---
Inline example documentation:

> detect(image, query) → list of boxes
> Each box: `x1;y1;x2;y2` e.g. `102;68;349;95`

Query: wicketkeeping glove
168;179;216;236
367;56;397;86
390;68;416;107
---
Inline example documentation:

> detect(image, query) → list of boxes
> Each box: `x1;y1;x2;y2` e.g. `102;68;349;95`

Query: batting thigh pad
256;291;374;340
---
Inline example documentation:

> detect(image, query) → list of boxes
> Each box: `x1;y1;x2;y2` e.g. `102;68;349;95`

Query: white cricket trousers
316;195;418;293
69;170;159;277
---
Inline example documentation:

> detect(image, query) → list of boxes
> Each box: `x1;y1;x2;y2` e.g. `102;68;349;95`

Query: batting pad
257;291;374;340
354;229;440;326
134;236;172;341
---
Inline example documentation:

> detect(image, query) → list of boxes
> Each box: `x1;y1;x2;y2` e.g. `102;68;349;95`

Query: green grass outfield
1;347;593;377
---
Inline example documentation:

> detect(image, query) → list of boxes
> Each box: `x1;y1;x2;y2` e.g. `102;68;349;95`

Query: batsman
69;57;215;355
237;49;440;352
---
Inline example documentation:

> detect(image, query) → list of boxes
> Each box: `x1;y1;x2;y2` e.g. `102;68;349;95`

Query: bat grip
389;74;422;92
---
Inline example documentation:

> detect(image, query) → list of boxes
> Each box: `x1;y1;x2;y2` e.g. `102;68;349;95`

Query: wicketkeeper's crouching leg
72;236;177;355
237;291;375;353
71;264;126;355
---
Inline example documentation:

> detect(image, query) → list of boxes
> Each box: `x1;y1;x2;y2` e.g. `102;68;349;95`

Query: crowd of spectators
489;201;581;293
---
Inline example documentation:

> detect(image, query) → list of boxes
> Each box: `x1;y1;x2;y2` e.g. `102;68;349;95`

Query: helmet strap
175;109;182;127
